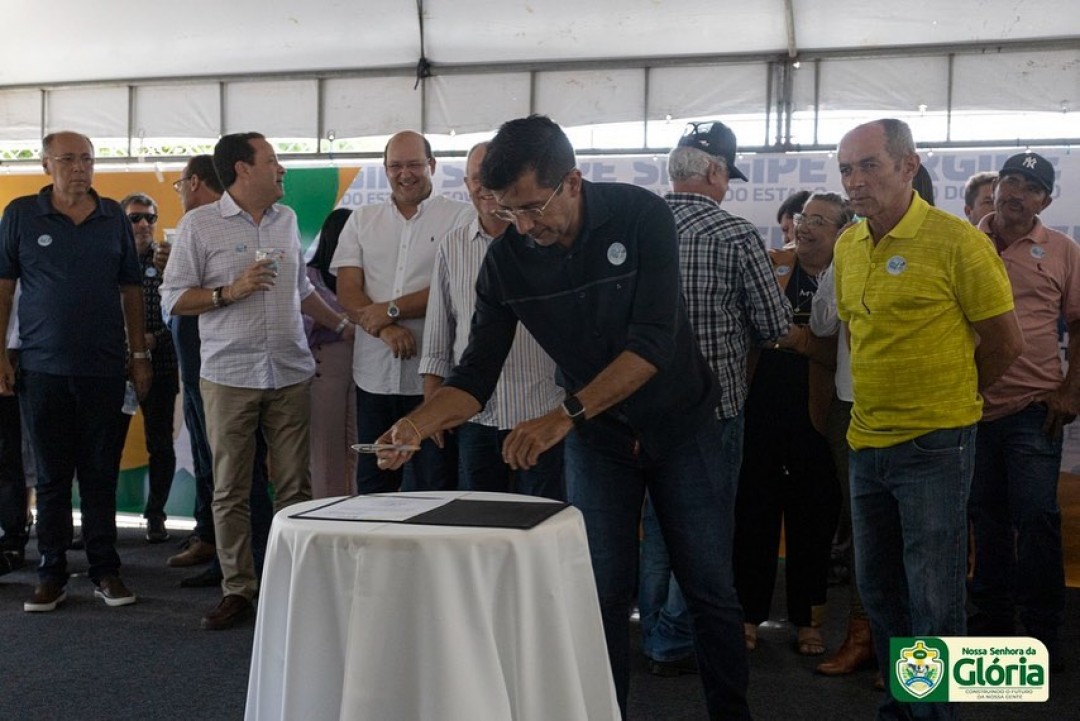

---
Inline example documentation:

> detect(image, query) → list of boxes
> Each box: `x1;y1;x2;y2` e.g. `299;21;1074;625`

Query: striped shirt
665;192;793;418
160;192;315;390
419;219;562;429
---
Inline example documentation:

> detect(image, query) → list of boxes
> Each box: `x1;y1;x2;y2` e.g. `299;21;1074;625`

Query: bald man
332;131;473;494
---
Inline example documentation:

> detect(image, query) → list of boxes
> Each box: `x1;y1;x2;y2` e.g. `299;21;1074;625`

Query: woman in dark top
736;192;852;656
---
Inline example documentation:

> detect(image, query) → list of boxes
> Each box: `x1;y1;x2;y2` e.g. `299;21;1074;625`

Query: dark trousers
354;388;457;494
140;373;178;520
735;403;840;627
0;393;28;551
566;414;750;720
19;371;127;585
970;404;1065;648
455;421;565;500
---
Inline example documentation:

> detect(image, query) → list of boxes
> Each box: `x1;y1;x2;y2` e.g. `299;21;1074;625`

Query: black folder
292;496;568;530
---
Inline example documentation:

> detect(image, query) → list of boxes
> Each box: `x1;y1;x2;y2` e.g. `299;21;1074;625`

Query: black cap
677;121;748;181
999;152;1054;195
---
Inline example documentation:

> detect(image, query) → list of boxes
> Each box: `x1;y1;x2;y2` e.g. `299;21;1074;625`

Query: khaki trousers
200;378;313;599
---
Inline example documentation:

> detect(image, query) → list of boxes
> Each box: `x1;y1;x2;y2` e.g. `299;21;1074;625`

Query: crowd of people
0;113;1075;720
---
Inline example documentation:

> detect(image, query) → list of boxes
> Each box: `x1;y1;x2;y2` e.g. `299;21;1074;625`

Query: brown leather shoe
167;537;216;567
24;582;67;612
94;576;137;607
816;618;875;675
201;594;254;631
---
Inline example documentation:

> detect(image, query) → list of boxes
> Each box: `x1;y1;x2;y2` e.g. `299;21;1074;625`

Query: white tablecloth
245;491;619;721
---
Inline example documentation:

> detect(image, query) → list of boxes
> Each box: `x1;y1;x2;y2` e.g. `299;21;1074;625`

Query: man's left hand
1038;387;1078;440
501;410;573;470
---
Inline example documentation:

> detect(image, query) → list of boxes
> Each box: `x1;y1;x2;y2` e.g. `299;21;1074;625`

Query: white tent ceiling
3;0;1076;86
0;0;1077;153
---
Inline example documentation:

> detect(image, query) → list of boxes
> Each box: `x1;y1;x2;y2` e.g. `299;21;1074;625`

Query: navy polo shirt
446;180;720;457
0;185;141;377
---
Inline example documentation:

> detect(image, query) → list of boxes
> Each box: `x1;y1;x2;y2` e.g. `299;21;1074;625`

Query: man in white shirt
419;142;564;498
332;131;473;494
161;132;349;630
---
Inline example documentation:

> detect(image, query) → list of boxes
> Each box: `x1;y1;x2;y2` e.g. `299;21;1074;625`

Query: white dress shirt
809;262;852;402
330;194;473;395
420;218;563;429
160;192;315;390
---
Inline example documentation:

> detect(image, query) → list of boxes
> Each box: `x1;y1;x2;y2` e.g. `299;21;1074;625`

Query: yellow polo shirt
834;193;1014;450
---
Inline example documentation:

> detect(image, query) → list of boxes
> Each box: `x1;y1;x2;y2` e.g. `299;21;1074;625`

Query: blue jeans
566;413;749;721
851;425;975;721
355;388;456;494
455;421;565;500
182;378;217;542
638;494;694;662
19;371;127;585
969;404;1064;647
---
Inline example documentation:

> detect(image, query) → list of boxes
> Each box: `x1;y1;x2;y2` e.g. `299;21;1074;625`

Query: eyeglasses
172;176;191;192
492;181;563;223
793;213;840;229
50;154;95;168
127;212;158;225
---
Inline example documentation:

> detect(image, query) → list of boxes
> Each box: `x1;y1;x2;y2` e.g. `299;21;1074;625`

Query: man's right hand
228;259;278;302
378;324;416;359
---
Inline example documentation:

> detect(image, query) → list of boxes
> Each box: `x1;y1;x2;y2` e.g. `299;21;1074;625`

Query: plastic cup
256;248;285;272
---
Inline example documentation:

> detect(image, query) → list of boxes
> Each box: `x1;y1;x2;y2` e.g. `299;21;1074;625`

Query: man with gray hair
834;119;1021;718
0;131;150;611
636;121;791;673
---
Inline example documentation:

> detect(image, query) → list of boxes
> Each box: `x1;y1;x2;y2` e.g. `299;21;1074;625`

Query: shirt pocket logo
37;234;53;247
607;242;627;266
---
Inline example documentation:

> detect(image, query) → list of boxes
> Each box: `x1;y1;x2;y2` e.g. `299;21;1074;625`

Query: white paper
292;495;452;522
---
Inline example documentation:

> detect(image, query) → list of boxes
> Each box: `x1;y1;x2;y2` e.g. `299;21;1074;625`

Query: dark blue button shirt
0;185;141;377
446;180;720;458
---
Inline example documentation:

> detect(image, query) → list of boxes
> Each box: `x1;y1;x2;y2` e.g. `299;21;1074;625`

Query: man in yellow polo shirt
833;119;1022;720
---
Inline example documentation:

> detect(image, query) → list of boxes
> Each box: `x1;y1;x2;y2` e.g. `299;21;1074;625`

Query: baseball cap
677;121;748;181
999;152;1054;194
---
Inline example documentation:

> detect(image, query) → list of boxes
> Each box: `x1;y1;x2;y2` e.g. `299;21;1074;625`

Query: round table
245;491;619;721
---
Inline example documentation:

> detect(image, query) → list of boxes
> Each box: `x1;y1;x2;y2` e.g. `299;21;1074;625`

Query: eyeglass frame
172;176;192;192
792;212;842;229
491;179;565;224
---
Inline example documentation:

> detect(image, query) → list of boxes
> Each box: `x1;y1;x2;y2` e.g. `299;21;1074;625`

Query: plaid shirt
665;192;792;418
138;245;178;381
